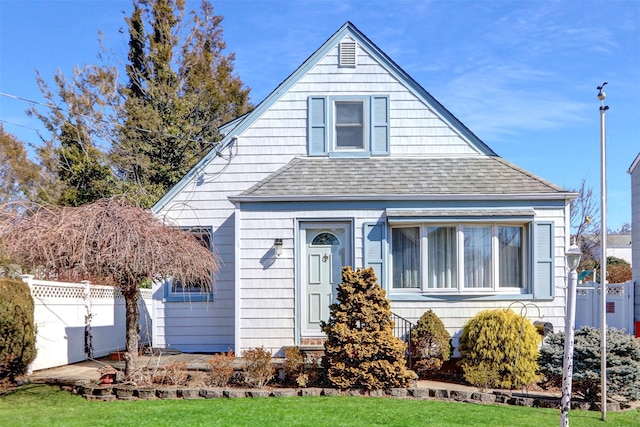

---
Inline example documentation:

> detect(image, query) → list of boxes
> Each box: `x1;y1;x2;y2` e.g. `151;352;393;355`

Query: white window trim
390;222;530;295
332;97;368;152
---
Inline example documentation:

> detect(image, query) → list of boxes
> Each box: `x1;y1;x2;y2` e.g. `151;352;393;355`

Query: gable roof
231;156;573;202
154;21;496;213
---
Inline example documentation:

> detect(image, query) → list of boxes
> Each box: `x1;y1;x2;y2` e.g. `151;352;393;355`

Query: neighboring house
606;234;633;265
629;153;640;328
152;22;575;355
582;234;633;265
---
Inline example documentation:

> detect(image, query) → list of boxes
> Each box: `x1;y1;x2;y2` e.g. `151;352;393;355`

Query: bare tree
570;179;600;272
0;196;218;375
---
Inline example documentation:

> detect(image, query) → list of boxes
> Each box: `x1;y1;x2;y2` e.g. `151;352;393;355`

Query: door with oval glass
300;223;351;336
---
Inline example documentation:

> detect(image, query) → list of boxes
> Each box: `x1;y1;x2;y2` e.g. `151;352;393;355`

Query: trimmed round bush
410;310;452;377
539;326;640;401
458;309;541;389
0;278;37;381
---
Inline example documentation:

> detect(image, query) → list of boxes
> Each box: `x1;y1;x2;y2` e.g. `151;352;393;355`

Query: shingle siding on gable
289;43;480;155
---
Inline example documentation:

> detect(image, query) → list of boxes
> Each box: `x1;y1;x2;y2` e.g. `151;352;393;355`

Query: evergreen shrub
538;326;640;401
410;310;452;377
321;266;415;390
0;278;37;381
458;309;541;389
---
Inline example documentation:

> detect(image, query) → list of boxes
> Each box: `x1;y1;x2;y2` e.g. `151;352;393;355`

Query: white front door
300;223;351;336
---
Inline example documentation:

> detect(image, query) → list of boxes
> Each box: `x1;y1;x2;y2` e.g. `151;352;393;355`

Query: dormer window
307;95;389;157
335;101;364;150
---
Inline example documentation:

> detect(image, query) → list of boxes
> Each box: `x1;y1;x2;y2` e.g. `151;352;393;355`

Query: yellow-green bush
458;309;541;389
0;278;36;381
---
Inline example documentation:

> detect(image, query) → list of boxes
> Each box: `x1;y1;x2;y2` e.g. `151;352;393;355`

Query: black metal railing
391;312;415;369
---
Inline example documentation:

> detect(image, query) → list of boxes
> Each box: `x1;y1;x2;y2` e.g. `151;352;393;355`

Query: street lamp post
560;244;583;427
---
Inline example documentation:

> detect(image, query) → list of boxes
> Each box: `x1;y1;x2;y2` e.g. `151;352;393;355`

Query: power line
0;91;219;145
0;118;44;133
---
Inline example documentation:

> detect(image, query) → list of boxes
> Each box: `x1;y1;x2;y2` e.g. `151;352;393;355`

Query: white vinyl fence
575;280;635;334
20;275;152;371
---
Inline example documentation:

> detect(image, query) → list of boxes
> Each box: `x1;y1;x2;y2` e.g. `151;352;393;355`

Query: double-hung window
390;223;528;293
307;95;390;156
165;226;214;302
335;101;365;150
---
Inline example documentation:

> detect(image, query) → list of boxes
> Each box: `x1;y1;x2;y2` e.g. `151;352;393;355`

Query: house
605;234;632;265
151;22;575;355
581;234;632;266
629;152;640;331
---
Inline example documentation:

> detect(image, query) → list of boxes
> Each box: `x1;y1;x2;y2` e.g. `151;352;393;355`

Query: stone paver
30;353;615;411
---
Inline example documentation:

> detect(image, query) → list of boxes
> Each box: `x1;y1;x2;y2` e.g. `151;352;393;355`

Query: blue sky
1;0;638;230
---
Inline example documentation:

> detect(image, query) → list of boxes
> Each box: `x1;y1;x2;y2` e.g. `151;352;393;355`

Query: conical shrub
321;266;414;390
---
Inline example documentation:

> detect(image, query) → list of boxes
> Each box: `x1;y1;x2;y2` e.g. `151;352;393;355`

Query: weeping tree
0;196;218;376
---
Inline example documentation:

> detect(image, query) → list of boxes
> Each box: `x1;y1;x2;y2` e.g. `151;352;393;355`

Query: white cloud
436;63;590;141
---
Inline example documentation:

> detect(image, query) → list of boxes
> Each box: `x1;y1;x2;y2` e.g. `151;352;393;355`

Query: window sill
164;293;215;303
328;151;371;158
388;292;534;302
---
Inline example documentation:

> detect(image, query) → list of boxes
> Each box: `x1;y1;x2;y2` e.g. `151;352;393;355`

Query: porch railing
391;312;415;369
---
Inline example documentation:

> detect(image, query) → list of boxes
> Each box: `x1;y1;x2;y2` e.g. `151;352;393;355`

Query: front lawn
1;384;638;426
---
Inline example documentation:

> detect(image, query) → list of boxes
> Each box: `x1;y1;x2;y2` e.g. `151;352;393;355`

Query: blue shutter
533;222;554;300
308;96;327;155
370;95;390;155
364;222;386;289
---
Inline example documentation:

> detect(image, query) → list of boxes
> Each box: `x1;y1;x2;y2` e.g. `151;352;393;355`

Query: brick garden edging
72;381;621;412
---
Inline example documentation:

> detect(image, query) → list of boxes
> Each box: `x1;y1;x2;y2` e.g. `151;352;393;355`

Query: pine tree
539;326;640;401
321;266;415;390
112;0;252;207
28;63;120;206
30;0;252;208
56;122;116;206
0;126;41;204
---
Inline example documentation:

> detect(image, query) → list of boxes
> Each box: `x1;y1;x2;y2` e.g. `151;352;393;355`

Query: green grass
1;384;638;426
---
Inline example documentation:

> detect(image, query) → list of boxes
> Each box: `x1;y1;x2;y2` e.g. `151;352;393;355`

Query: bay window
391;223;528;293
426;226;457;289
391;227;420;288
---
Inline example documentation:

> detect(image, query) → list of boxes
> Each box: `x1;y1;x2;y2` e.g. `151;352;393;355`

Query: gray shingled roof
234;156;571;201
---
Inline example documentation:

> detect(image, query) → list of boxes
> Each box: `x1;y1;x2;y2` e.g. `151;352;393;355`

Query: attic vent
339;41;357;67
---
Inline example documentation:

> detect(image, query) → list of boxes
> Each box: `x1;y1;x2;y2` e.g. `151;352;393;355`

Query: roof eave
229;192;577;204
628;152;640;174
